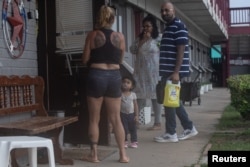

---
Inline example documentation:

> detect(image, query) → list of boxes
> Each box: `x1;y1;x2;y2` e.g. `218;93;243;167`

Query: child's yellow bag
163;80;181;107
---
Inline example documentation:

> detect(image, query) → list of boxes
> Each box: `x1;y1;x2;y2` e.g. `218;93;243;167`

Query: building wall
118;1;213;84
0;0;227;80
230;65;250;75
0;0;38;76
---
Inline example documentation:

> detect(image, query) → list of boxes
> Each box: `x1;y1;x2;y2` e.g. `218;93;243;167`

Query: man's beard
162;15;173;23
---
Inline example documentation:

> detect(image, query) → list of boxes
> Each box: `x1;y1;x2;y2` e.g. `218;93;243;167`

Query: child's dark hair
122;75;136;90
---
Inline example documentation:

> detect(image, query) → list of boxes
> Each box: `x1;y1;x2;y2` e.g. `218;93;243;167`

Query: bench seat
0;75;78;167
0;116;78;135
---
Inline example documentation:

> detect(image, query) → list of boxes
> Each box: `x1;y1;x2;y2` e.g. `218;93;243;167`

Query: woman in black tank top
82;5;129;163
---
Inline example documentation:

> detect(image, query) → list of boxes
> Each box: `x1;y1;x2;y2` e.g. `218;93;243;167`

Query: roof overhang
126;0;228;42
169;0;228;42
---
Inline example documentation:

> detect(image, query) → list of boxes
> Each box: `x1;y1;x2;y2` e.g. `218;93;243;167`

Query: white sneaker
154;133;178;143
154;133;168;141
178;126;198;140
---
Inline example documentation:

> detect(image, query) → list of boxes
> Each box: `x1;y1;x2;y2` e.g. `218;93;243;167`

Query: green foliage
227;74;250;91
227;74;250;119
216;105;243;129
189;105;250;167
210;105;250;151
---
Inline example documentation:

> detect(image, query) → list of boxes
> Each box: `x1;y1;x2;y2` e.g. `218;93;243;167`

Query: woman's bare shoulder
111;31;125;43
113;31;125;39
86;30;104;48
110;31;124;48
87;30;98;38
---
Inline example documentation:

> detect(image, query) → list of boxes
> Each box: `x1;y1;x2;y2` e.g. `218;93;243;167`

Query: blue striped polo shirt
159;17;190;78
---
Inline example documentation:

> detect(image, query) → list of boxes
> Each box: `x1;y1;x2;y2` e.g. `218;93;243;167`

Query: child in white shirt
121;76;139;148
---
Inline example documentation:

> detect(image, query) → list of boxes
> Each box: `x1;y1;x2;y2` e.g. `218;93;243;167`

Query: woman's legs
85;96;103;162
120;113;129;142
105;97;129;163
152;99;162;125
147;99;162;130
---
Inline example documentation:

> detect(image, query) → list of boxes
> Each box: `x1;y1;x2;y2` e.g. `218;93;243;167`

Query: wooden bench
0;75;78;166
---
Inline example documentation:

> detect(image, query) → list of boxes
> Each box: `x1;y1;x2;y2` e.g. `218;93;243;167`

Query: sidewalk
40;88;231;167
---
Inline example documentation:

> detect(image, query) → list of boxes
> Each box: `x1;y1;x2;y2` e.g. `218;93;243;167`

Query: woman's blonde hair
95;5;115;29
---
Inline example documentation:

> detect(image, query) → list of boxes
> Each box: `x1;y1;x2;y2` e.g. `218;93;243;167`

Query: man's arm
172;45;185;83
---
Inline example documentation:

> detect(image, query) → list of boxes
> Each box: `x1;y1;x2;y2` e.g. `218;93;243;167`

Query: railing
230;7;250;25
208;0;229;36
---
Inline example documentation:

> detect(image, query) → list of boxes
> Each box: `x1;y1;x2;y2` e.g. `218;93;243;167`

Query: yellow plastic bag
163;80;181;107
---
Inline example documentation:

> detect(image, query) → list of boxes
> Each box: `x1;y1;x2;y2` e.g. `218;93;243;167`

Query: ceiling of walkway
171;0;228;42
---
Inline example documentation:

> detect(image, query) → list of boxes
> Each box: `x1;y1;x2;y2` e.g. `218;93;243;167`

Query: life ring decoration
2;0;27;59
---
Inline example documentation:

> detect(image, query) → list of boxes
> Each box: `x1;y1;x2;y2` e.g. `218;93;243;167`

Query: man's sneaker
124;141;129;148
129;142;138;148
154;133;178;143
154;133;168;141
178;126;198;140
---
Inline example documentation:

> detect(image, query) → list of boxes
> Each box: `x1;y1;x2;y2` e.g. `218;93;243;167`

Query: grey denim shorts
86;68;122;98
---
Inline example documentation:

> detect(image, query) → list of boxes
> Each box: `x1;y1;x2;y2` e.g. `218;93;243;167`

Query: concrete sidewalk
39;88;231;167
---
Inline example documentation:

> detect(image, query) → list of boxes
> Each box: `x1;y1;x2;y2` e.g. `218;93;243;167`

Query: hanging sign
2;0;27;59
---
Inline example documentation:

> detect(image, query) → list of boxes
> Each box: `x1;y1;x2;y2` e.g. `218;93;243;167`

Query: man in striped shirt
154;1;198;143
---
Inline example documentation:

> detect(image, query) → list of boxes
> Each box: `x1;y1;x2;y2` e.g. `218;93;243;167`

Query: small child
121;76;139;148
